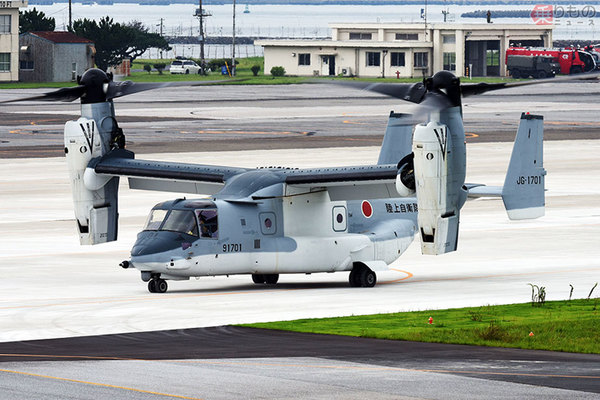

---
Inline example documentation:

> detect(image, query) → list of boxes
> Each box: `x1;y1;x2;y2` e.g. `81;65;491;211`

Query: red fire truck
506;47;596;76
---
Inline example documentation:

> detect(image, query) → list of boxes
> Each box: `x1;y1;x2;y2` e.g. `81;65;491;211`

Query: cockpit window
144;209;168;231
197;209;218;239
161;210;199;237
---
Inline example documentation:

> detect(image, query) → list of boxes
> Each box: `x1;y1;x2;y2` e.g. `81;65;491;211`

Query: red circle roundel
361;200;373;218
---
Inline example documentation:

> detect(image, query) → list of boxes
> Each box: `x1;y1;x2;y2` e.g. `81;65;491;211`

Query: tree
71;17;170;71
19;8;55;33
153;63;166;75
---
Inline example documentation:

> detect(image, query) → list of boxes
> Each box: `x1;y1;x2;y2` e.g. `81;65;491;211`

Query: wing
91;149;249;195
282;164;400;201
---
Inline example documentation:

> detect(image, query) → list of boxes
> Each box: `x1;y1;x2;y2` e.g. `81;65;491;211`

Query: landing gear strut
148;277;168;293
349;264;377;288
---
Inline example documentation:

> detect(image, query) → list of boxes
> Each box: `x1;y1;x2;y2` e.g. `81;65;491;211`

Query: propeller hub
78;68;111;104
431;71;460;90
427;71;462;108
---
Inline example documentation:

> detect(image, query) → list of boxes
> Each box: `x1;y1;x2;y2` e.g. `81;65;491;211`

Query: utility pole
232;0;236;76
194;0;211;75
68;0;72;31
159;18;164;59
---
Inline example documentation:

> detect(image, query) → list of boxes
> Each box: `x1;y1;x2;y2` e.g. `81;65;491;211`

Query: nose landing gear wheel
148;278;168;293
264;274;279;284
252;274;265;284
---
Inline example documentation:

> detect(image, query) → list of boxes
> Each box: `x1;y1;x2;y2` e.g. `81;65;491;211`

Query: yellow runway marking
2;355;597;381
381;268;413;284
0;369;204;400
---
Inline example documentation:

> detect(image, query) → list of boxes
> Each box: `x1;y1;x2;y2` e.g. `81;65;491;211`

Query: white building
257;23;553;78
0;0;27;82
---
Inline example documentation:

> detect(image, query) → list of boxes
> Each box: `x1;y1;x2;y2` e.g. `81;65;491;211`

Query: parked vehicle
506;47;596;75
170;59;201;74
506;55;561;79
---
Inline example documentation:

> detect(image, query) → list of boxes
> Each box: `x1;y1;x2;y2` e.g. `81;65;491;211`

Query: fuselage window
161;210;199;237
197;209;218;239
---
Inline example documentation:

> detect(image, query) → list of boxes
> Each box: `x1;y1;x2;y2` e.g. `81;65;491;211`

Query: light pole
232;0;236;76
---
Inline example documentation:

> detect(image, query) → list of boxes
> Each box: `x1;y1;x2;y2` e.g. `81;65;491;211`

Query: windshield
143;209;198;236
144;209;168;230
161;210;198;236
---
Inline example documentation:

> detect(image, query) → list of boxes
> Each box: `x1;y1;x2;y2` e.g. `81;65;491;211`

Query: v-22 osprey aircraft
11;69;552;293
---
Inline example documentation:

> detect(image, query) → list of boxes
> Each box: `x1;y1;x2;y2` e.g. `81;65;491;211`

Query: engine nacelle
412;121;460;255
64;115;119;245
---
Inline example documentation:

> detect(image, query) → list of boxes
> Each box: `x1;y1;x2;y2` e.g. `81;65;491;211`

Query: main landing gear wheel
148;278;168;293
349;268;361;287
252;274;265;284
360;268;377;287
349;265;377;287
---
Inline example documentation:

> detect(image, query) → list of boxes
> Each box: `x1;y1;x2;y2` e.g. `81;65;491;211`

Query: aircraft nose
131;231;191;257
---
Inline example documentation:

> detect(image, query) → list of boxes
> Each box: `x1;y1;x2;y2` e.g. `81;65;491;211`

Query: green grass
0;56;526;88
242;299;600;354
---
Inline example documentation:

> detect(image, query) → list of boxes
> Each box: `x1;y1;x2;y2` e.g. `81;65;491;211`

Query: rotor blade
106;79;249;100
316;80;427;104
406;91;454;122
1;85;86;103
461;71;600;97
105;81;171;100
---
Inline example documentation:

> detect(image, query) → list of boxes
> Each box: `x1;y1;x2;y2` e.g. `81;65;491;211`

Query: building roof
27;31;93;44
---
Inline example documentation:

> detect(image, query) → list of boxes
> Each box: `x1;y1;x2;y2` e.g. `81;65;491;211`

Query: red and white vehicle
506;47;596;75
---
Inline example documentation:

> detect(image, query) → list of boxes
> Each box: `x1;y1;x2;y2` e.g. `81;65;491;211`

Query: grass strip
242;299;600;354
0;56;525;89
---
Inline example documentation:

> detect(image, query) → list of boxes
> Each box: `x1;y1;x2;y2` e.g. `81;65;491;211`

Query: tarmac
1;82;599;398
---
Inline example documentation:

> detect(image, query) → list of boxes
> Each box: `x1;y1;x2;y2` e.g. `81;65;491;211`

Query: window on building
442;35;456;44
298;53;310;66
443;52;456;71
20;60;34;70
390;52;405;67
349;32;372;40
0;15;10;34
414;52;428;68
366;51;380;66
395;33;418;40
0;53;10;72
487;49;500;66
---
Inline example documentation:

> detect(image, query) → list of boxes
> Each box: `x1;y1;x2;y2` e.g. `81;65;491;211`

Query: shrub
207;58;239;72
154;63;166;75
251;65;261;76
270;66;285;77
143;64;152;74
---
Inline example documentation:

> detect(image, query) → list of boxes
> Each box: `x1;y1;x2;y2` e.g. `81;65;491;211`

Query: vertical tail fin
377;112;415;165
501;113;546;220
